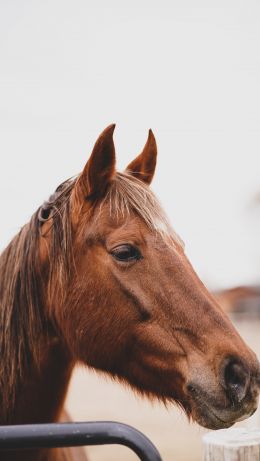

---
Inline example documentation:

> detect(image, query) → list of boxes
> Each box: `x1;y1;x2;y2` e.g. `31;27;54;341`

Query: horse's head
42;125;260;430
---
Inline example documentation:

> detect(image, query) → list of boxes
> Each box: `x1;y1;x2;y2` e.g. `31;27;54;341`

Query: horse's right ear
73;124;116;209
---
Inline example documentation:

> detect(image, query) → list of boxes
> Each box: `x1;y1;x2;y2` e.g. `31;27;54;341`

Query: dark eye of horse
111;244;142;262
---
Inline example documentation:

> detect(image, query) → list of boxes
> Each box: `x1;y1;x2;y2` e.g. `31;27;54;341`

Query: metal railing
0;421;163;461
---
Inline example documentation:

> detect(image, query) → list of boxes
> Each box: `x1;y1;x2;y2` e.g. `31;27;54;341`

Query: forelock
101;172;184;249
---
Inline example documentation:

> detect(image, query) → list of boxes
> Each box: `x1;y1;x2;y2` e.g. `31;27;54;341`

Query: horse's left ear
126;129;157;185
74;124;116;202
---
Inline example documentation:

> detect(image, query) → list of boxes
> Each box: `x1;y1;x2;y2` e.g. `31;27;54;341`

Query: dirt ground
65;318;260;461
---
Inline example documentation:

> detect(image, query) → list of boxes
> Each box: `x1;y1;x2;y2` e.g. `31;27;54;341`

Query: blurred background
1;1;260;460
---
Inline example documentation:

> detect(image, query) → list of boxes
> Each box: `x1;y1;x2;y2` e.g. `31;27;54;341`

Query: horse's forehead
105;220;150;247
87;209;150;239
79;198;185;250
83;211;181;255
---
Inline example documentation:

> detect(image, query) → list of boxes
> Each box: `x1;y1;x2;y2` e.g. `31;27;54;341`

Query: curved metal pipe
0;421;163;461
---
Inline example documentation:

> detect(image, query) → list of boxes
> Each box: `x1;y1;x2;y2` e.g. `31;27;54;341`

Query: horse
0;124;259;461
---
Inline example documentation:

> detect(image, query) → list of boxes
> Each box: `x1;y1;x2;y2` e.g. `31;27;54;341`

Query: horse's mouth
187;385;258;430
190;398;237;429
192;406;234;429
191;400;257;430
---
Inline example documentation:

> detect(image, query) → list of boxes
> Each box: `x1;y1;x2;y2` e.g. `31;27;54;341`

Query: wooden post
203;428;260;461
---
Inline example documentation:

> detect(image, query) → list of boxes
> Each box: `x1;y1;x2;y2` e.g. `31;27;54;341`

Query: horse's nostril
223;359;250;403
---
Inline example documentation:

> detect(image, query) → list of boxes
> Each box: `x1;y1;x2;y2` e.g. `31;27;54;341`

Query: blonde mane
103;172;184;248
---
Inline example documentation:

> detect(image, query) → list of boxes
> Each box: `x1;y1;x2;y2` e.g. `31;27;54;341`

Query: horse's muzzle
186;356;260;429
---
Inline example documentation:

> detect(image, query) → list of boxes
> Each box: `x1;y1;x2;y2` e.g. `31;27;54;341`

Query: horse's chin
188;398;258;430
190;404;235;430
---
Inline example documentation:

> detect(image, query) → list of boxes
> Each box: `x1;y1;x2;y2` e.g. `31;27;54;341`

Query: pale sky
1;0;260;288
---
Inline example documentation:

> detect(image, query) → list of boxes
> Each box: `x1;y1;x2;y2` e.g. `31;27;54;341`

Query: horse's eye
111;244;142;262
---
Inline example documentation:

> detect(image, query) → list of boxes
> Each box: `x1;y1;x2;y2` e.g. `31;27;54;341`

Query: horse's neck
0;340;75;461
0;232;83;460
0;232;73;425
10;339;74;425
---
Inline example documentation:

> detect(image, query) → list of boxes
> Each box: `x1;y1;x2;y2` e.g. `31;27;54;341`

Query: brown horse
0;125;260;461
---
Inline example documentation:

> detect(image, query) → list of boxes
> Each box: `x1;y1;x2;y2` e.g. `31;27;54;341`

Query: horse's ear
126;129;157;184
75;124;116;202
